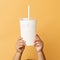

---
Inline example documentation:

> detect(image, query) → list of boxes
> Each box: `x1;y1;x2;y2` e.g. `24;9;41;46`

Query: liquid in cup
20;18;36;46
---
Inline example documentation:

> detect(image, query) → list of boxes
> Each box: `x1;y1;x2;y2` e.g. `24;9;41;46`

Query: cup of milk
20;18;36;46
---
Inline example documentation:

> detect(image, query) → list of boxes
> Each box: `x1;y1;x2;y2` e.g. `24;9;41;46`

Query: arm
14;52;22;60
37;51;45;60
14;37;25;60
34;34;46;60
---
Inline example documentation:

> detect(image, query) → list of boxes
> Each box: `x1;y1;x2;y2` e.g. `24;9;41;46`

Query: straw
28;5;30;20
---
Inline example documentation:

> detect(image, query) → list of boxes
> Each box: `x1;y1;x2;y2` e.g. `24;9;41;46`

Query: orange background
0;0;60;60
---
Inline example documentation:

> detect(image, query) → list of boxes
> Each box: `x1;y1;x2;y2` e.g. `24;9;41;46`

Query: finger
18;42;26;45
19;45;25;48
36;34;40;38
34;36;43;43
17;45;24;50
18;40;25;43
34;40;43;44
35;34;42;41
17;44;25;49
17;40;25;44
34;40;43;46
36;44;40;47
19;43;25;46
34;41;40;44
34;39;40;43
17;40;26;47
18;36;23;40
34;41;40;45
34;42;40;47
17;42;26;47
18;42;25;44
19;46;24;50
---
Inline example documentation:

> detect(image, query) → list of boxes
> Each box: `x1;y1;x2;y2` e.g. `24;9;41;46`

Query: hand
16;37;26;54
34;34;44;53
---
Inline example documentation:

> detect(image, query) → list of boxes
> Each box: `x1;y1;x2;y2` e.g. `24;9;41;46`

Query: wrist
16;52;21;55
37;50;43;55
16;50;23;55
15;51;22;59
16;51;22;56
16;51;22;55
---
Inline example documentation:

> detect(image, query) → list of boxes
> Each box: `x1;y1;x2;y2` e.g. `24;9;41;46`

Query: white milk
20;18;37;46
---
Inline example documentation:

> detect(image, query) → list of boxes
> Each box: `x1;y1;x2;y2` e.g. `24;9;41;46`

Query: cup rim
20;18;36;21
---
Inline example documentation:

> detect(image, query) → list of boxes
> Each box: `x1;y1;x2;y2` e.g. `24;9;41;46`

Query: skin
14;34;45;60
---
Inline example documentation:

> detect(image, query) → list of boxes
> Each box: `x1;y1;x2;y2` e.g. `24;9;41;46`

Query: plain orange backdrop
0;0;60;60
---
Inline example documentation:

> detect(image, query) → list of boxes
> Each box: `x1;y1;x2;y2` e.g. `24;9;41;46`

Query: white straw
28;5;30;20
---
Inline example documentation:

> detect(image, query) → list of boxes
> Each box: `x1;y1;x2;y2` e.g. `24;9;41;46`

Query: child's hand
34;34;43;53
16;37;26;54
